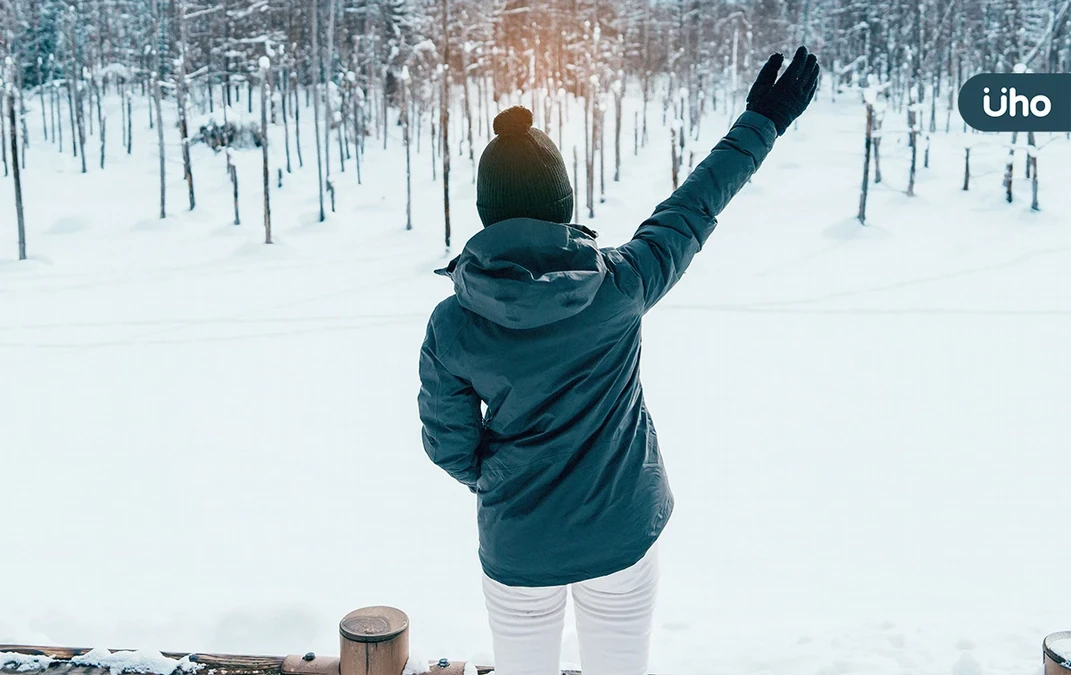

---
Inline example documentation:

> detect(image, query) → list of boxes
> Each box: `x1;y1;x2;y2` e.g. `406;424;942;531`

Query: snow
401;654;429;675
0;654;54;672
1050;636;1071;663
1;77;1069;675
67;649;201;675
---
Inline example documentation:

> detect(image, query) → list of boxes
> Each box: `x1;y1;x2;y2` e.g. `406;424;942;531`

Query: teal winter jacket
418;111;778;587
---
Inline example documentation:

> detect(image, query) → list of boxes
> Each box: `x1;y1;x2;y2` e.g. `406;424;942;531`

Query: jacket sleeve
418;316;482;492
618;111;777;311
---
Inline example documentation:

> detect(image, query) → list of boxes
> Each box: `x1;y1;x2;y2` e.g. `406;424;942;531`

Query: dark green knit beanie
476;106;574;228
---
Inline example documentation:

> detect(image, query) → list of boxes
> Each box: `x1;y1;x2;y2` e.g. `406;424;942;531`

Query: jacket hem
478;498;673;588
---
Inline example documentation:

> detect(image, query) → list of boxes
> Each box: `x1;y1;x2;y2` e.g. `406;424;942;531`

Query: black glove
746;46;820;135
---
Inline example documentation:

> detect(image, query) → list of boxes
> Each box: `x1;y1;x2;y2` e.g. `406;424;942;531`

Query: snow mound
0;653;55;672
69;649;202;675
1049;635;1071;665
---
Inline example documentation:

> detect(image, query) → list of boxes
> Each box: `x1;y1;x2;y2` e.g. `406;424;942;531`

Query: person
418;46;820;675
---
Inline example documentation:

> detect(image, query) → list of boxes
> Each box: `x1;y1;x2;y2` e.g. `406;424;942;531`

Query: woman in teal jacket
419;46;820;675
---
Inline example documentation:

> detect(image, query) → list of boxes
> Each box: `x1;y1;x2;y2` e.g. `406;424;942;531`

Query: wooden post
339;607;409;675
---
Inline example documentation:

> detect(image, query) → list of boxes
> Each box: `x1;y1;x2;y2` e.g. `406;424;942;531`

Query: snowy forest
2;0;1070;259
3;1;1071;674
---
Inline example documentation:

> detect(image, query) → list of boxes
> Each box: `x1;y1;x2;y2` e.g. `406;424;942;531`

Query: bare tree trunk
441;0;451;251
598;104;605;203
8;83;27;260
858;103;873;224
402;67;412;231
65;4;81;165
281;68;292;173
177;3;195;210
1029;133;1039;211
1031;154;1039;211
311;0;326;221
573;145;579;222
99;115;106;168
613;81;622;181
152;70;166;218
51;80;59;150
323;0;336;182
261;58;272;244
584;78;593;218
670;126;679;190
1004;131;1018;203
75;79;87;173
126;92;133;154
291;71;303;168
962;147;970;191
227;148;240;225
37;57;47;142
460;26;475;181
1025;130;1035;177
907;124;917;196
357;78;366;184
1;98;7;178
873;119;882;183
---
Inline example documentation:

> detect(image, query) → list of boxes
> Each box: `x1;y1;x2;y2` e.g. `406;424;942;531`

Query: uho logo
982;86;1052;118
958;74;1071;132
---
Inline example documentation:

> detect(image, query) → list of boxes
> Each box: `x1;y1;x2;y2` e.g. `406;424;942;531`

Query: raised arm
618;46;820;312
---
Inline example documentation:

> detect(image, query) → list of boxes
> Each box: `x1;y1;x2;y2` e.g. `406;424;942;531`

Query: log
0;646;284;674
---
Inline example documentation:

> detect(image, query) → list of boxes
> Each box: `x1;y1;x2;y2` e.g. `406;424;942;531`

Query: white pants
481;546;658;675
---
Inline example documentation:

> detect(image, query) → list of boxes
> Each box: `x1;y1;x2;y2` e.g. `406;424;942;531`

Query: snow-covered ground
1;82;1069;675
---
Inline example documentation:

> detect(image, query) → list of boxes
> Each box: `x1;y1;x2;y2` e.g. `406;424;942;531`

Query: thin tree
227;147;240;225
962;145;970;191
402;65;413;231
151;72;165;218
573;145;579;222
613;76;622;181
1029;135;1039;211
311;0;326;221
1004;131;1018;203
291;69;303;168
858;101;874;224
126;91;133;154
441;0;451;251
260;55;272;244
7;74;27;260
323;0;336;185
177;2;195;210
1;76;7;179
670;124;679;189
37;57;47;142
280;66;292;173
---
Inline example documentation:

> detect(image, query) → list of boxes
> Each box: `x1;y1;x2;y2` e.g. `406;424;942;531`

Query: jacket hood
435;218;607;329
